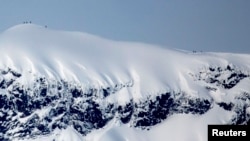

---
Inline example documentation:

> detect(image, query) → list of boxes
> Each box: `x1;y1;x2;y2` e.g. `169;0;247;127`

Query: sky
0;0;249;53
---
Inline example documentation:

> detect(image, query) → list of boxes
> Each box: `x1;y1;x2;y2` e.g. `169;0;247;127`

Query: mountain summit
0;24;249;141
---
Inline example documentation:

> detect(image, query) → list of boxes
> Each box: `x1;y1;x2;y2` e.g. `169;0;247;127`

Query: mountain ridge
0;24;249;141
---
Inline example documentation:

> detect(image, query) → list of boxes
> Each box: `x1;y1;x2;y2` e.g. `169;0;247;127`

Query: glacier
0;24;249;141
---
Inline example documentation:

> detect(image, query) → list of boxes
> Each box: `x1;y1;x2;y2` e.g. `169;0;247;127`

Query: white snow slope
0;24;249;141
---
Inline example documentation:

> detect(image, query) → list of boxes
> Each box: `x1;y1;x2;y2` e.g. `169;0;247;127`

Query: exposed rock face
191;64;249;89
0;65;249;141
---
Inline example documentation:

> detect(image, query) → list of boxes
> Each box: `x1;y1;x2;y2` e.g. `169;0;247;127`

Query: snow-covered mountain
0;24;249;141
